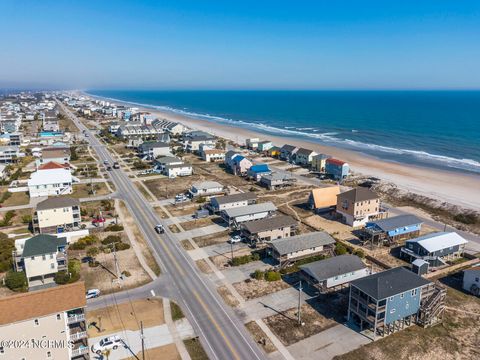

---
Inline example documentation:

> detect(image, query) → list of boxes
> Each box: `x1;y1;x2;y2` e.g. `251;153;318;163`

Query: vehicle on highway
155;224;165;234
86;288;101;299
113;162;120;169
229;235;243;244
85;133;89;137
91;335;123;354
106;166;112;171
103;160;109;165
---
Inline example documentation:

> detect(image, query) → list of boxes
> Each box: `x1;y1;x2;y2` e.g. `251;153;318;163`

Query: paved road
59;101;267;360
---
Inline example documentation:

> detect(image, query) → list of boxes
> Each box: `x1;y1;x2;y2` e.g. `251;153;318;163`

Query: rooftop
327;158;347;166
223;202;277;218
242;214;298;234
310;186;341;208
0;282;86;326
351;267;431;300
406;231;468;253
38;161;68;170
36;196;80;211
338;187;378;202
369;214;423;232
22;234;67;257
270;231;335;256
211;192;257;205
300;254;366;281
192;181;223;190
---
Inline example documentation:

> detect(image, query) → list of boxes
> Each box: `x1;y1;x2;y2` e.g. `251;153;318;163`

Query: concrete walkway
163;298;192;360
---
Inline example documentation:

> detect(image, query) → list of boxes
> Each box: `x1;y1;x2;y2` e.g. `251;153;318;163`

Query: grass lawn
170;301;185;321
70;183;111;198
0;191;30;207
183;338;209;360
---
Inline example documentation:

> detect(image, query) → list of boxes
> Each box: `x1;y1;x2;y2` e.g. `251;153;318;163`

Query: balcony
69;330;88;342
71;345;89;358
67;313;85;325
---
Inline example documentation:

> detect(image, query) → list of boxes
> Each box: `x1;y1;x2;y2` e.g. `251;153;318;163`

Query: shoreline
85;92;480;210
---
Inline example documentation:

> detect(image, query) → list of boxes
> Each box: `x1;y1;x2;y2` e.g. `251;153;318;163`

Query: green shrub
54;270;70;284
0;233;14;272
105;224;123;232
0;211;16;227
335;243;347;255
121;270;131;277
21;215;32;224
264;271;281;282
5;270;27;291
0;191;12;204
231;252;261;266
170;301;185;320
195;196;206;204
454;213;478;225
115;242;130;251
101;235;121;245
87;247;99;257
89;260;100;267
69;241;87;250
252;269;264;280
353;249;365;258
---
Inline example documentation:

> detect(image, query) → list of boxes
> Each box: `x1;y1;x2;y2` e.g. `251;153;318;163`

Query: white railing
71;345;89;357
69;330;87;342
67;313;85;324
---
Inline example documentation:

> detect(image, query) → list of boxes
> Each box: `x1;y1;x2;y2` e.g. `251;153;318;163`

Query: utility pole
112;242;122;285
140;321;145;360
298;280;303;326
230;241;234;262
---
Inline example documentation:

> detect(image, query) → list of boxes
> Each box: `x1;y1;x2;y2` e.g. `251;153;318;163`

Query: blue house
247;164;271;181
348;267;443;338
325;158;349;180
364;214;423;245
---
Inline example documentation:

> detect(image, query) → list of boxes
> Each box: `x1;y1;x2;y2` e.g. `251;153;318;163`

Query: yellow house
267;146;281;158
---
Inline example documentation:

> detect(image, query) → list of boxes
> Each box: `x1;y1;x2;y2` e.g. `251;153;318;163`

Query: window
390;308;396;314
411;289;418;296
0;346;4;354
42;254;46;261
31;256;35;260
50;263;55;269
47;351;52;358
34;319;39;326
56;314;61;320
389;296;394;301
50;254;53;259
400;293;404;299
475;277;479;282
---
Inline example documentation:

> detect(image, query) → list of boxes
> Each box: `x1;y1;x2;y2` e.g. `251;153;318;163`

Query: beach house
308;186;341;213
363;215;423;245
28;166;74;198
231;155;253;175
240;214;298;243
209;192;257;213
257;140;273;152
400;232;468;267
246;138;260;150
36;147;71;168
280;144;298;161
259;172;297;190
202;149;226;162
0;282;89;359
33;197;81;234
247;164;272;181
267;146;281;158
222;202;277;227
0;145;25;163
300;254;370;292
325;158;350;180
137;141;171;160
348;267;445;338
268;231;335;267
152;119;185;135
183;131;216;152
294;148;317;166
13;234;68;289
336;187;384;227
189;181;224;197
164;163;193;178
311;154;331;172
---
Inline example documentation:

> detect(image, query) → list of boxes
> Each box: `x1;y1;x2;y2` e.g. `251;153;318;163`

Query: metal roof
223;202;277;218
369;214;423;232
22;234;67;257
242;215;298;234
211;192;257;205
300;255;366;281
406;232;468;253
351;267;431;300
337;187;378;202
270;231;335;256
191;181;223;190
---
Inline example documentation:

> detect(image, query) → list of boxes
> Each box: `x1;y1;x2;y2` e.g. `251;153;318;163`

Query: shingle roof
300;255;366;281
22;234;67;257
270;231;335;256
338;187;378;202
223;202;277;218
249;164;270;173
281;144;297;152
406;232;468;253
211;192;257;205
326;158;347;166
36;196;80;211
38;161;68;170
370;215;423;232
155;156;183;164
242;215;298;234
0;282;86;325
296;148;314;156
351;267;431;300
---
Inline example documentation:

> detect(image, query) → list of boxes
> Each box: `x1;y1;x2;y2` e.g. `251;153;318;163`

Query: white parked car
86;289;101;299
91;335;123;354
155;224;165;234
229;235;242;244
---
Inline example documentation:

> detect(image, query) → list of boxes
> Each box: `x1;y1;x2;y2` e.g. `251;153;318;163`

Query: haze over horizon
1;0;479;90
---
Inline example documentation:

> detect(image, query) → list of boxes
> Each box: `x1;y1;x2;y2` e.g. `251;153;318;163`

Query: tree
335;243;348;255
5;270;27;291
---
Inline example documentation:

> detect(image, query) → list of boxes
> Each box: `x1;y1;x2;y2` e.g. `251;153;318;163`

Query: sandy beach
90;94;480;211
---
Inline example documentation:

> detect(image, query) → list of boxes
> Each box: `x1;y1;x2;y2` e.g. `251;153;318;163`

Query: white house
463;267;480;296
246;138;260;150
300;254;370;291
222;202;277;227
202;149;226;162
164;163;193;178
189;181;224;197
28;167;74;198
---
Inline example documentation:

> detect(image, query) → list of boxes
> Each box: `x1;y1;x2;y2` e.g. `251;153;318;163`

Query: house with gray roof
268;231;335;266
222;202;277;227
348;267;444;339
300;255;369;291
364;214;423;245
241;215;298;243
13;234;68;290
259;172;297;190
33;196;81;234
210;192;257;213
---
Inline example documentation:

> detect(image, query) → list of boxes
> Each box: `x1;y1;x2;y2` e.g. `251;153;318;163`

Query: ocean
87;90;480;175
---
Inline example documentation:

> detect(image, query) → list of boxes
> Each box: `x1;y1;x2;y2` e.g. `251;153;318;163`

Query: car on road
175;194;189;203
91;335;123;354
155;224;165;234
113;162;120;169
86;289;101;299
106;166;112;171
103;160;109;165
229;235;242;244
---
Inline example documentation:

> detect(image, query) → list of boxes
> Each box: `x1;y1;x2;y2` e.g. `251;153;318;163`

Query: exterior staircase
417;284;447;327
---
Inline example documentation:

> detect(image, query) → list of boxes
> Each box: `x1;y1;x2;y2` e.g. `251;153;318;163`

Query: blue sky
1;0;479;89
